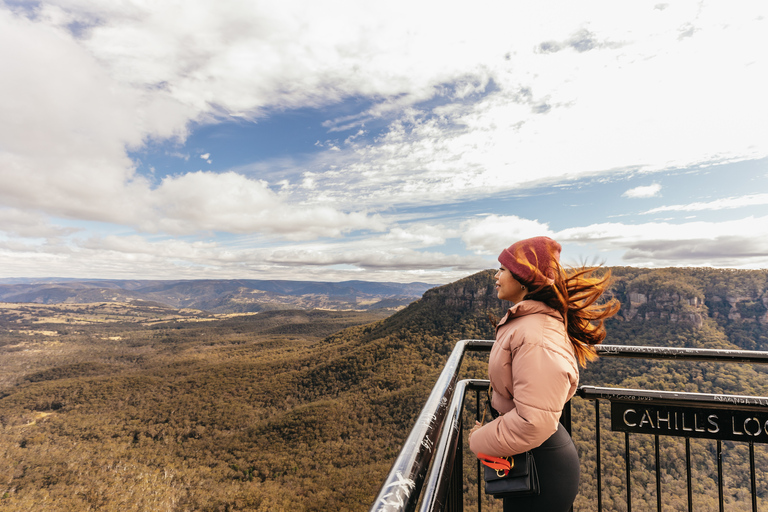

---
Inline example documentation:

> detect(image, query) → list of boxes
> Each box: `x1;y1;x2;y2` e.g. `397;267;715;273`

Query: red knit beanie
497;236;562;287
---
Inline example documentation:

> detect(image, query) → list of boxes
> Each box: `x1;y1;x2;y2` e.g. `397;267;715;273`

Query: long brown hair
516;246;620;367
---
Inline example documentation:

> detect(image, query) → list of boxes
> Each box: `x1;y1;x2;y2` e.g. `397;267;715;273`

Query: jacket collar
497;300;563;328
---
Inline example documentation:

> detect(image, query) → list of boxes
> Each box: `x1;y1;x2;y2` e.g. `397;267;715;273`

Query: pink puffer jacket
469;300;579;457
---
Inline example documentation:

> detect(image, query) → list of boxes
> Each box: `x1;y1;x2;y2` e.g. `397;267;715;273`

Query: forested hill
606;266;768;349
361;265;768;351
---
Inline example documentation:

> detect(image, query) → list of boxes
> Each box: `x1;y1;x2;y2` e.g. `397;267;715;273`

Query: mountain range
0;278;435;313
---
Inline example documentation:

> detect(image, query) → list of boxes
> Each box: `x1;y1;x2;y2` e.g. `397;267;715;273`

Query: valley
1;267;768;511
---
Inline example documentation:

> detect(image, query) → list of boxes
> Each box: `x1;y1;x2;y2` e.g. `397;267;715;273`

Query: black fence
370;340;768;512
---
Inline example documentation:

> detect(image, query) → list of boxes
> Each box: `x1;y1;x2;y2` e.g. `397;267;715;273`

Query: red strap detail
477;453;511;471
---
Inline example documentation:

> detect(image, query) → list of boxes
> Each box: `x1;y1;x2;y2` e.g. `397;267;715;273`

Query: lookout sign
611;402;768;443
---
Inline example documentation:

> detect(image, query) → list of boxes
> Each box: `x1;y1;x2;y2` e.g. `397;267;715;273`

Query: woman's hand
468;420;483;442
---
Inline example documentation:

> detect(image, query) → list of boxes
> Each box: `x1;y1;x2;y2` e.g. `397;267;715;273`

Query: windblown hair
515;246;620;367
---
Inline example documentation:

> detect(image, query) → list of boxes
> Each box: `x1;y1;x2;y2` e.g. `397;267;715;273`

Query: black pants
502;423;580;512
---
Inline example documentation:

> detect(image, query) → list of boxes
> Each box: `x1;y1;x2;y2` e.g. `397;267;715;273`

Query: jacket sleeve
469;342;574;456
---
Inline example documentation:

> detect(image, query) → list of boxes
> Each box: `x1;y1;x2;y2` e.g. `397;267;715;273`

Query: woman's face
494;265;527;303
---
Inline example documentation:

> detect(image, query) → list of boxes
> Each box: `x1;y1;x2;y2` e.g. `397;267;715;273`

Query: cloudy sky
1;1;767;284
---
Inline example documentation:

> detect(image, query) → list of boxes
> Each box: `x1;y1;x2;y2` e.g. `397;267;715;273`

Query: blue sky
1;1;767;283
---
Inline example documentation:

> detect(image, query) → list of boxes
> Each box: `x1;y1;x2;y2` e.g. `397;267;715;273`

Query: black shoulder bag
477;385;540;498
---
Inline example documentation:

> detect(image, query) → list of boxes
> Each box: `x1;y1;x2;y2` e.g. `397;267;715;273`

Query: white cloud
0;229;482;283
3;213;766;284
459;214;768;269
0;236;233;280
461;215;553;255
287;2;768;208
0;6;190;224
643;193;768;213
0;208;78;238
266;246;481;271
144;171;386;238
52;0;517;117
557;216;768;267
624;184;662;198
379;226;451;248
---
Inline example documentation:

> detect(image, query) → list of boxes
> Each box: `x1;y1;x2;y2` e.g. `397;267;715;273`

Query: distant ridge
0;278;436;313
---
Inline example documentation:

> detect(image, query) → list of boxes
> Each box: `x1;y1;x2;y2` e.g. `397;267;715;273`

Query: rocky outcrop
708;294;768;324
623;290;704;327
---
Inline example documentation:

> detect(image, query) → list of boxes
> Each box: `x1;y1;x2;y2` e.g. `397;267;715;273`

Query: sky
1;1;767;284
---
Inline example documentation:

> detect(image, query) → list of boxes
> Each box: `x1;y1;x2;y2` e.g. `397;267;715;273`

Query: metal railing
370;340;768;512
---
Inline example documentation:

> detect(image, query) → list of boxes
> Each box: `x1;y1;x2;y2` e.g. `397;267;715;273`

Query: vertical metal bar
595;400;603;512
476;389;482;512
717;440;724;512
655;435;661;512
685;438;692;512
625;432;632;512
750;442;757;512
447;427;464;512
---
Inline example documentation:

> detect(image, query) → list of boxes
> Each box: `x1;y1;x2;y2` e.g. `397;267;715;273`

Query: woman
468;236;619;512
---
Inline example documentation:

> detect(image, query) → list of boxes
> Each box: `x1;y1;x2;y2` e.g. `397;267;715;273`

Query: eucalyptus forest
1;267;767;511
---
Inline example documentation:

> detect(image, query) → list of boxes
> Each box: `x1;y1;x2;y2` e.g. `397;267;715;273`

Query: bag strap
477;453;512;471
480;384;492;425
477;385;518;473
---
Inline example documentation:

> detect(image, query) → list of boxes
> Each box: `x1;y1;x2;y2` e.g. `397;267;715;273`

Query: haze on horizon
1;1;766;284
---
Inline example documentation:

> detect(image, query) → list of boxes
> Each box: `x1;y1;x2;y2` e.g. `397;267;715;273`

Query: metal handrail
596;344;768;364
417;378;468;512
579;385;768;410
369;340;491;512
370;341;768;512
419;379;489;512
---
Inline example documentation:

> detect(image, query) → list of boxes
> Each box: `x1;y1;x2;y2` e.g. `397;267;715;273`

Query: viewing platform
371;340;768;512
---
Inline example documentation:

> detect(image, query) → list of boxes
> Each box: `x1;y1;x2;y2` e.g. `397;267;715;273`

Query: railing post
717;440;724;512
685;438;692;512
596;400;603;512
625;432;632;512
654;435;661;512
475;388;482;512
447;427;463;512
750;442;757;512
